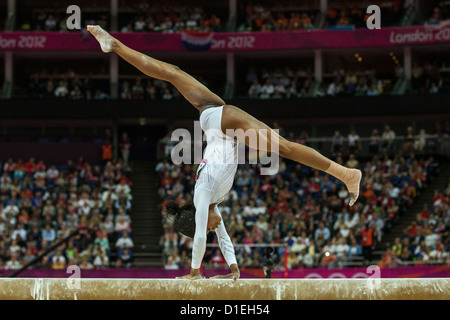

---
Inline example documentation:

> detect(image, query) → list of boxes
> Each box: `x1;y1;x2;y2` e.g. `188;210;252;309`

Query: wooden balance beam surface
0;278;448;300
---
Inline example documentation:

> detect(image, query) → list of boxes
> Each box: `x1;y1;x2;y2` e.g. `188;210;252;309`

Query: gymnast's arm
177;188;210;279
211;206;240;282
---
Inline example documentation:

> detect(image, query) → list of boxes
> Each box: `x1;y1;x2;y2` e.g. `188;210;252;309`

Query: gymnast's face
207;208;222;234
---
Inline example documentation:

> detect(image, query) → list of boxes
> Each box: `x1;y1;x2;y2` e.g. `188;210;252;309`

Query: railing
388;259;450;266
204;243;368;276
206;243;450;270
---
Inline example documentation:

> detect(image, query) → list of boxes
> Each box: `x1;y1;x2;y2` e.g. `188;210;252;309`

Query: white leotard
195;106;238;204
191;106;238;269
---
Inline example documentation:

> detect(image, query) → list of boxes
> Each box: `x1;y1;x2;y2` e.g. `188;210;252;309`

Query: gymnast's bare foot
176;274;206;280
87;25;117;53
346;168;362;206
175;268;205;280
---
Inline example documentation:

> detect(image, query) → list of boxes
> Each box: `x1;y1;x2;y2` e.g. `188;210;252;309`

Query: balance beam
0;278;448;300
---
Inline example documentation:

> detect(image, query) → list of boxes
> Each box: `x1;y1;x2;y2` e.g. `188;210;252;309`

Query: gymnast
87;25;362;281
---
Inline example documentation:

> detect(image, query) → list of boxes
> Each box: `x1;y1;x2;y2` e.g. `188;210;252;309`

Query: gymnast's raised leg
87;25;362;205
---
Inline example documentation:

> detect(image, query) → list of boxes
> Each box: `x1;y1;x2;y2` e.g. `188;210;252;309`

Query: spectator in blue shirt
41;224;56;245
314;222;331;243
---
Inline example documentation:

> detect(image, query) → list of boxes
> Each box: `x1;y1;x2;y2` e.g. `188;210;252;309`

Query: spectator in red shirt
13;159;26;180
19;188;33;200
160;171;174;188
25;157;36;173
275;193;288;214
102;140;113;165
432;190;446;207
3;158;15;173
420;204;430;219
407;221;420;240
35;160;46;172
307;179;321;195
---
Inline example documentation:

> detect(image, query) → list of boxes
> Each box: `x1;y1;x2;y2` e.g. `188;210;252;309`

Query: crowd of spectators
157;124;441;270
15;2;222;33
245;59;449;99
238;2;317;32
245;66;390;99
25;70;213;101
322;69;387;97
27;71;110;101
245;66;314;99
23;59;448;100
238;0;409;32
120;4;222;33
17;8;109;32
324;0;408;29
11;0;450;33
426;2;450;26
332;124;440;159
24;59;448;100
378;177;450;267
0;156;134;272
409;61;447;95
120;78;184;101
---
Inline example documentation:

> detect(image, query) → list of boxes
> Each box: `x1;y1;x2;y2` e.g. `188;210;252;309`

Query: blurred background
0;0;449;279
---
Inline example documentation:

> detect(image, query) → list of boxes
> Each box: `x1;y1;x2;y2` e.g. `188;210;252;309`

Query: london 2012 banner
1;23;450;52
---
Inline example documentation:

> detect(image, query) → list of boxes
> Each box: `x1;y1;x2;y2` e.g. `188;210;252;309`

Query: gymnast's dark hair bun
165;201;196;238
165;201;180;216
